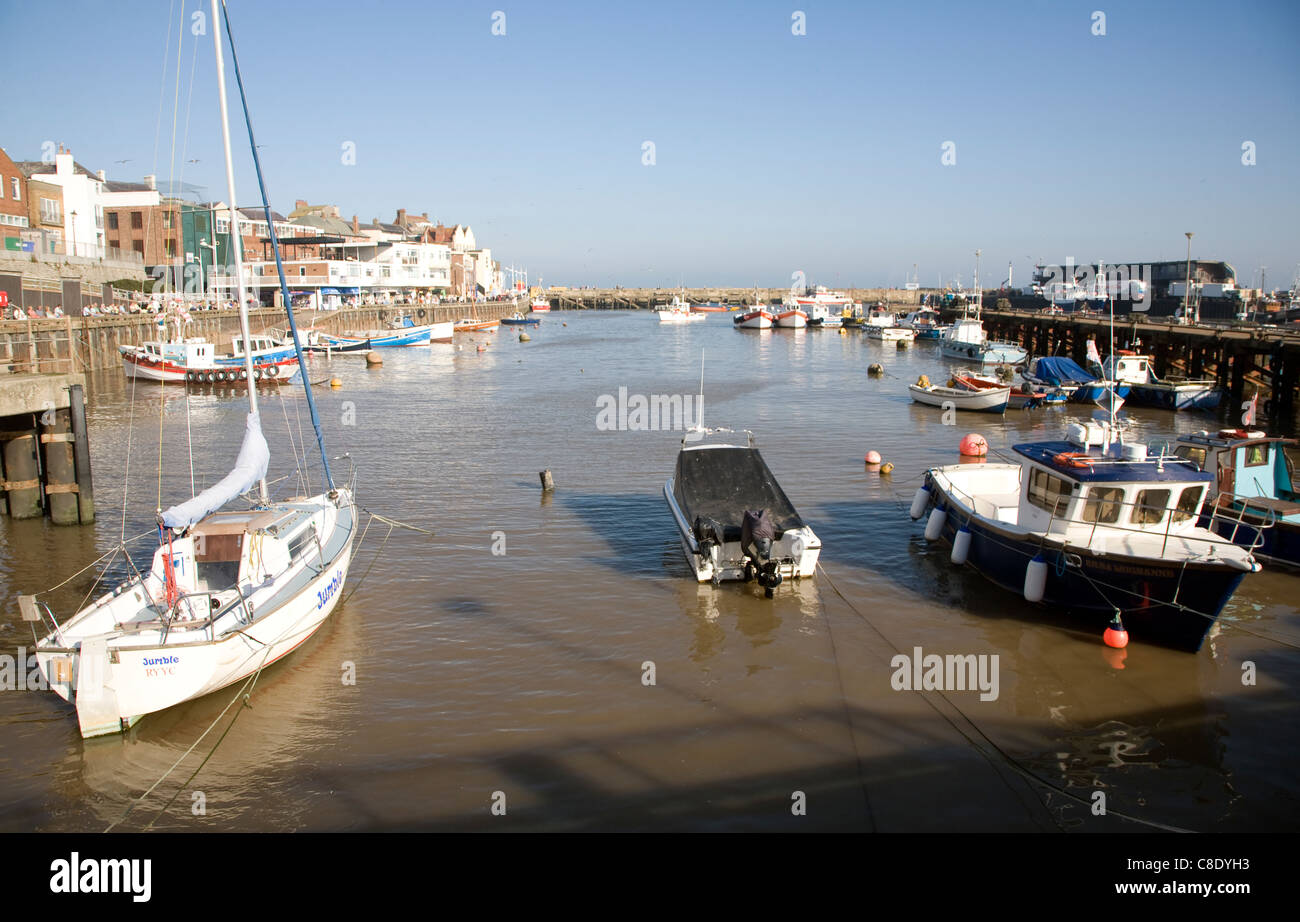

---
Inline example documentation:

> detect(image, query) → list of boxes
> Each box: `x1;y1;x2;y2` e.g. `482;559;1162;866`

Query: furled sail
161;412;269;529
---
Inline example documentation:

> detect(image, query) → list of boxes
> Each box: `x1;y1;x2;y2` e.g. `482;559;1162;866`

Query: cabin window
1027;468;1072;518
1245;445;1267;467
1082;487;1125;524
1175;445;1207;469
1172;486;1204;523
287;525;317;561
1131;489;1171;525
193;532;243;589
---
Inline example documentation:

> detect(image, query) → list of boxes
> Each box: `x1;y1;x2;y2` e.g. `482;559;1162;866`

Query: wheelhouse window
1131;489;1171;525
1174;445;1206;469
1172;486;1204;523
1245;445;1268;467
1082;486;1125;524
1027;468;1072;517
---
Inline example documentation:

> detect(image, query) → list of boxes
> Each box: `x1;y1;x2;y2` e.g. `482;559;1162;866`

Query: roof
1176;431;1295;449
291;213;358;236
103;180;153;193
238;207;288;223
1014;441;1211;484
14;159;100;180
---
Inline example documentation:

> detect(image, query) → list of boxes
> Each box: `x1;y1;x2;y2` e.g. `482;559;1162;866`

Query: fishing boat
911;402;1262;650
1174;427;1300;568
28;4;356;737
734;306;774;329
863;305;916;343
120;337;300;384
530;295;551;312
663;426;821;596
790;286;856;315
939;254;1027;364
656;294;701;323
321;314;446;348
1102;352;1223;410
900;307;948;340
454;317;500;333
773;307;808;328
908;377;1010;413
501;312;541;326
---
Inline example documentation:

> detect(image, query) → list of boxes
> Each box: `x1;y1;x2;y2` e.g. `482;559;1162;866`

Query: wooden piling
41;408;79;525
2;428;42;519
69;384;95;524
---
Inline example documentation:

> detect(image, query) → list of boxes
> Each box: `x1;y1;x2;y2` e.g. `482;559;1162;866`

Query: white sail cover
161;412;269;529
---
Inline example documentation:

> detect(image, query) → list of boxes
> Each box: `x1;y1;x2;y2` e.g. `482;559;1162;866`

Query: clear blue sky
3;0;1297;289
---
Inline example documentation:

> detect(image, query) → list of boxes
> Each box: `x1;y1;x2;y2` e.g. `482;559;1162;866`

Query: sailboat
26;1;356;738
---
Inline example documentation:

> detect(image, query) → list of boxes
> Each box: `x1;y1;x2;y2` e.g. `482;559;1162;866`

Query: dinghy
909;377;1010;413
664;427;820;596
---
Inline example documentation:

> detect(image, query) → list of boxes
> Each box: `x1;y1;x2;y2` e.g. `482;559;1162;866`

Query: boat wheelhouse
900;308;948;340
1175;429;1300;568
913;419;1261;650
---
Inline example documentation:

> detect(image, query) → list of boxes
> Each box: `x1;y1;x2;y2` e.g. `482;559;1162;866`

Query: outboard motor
741;509;782;598
693;516;725;557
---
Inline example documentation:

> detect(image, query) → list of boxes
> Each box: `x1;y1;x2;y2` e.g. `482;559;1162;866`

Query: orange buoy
1103;614;1129;649
959;433;988;457
865;450;882;465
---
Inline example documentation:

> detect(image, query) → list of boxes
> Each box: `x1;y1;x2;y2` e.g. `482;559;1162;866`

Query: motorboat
901;307;948;340
120;337;300;385
454;317;500;333
1174;427;1299;568
501;312;542;326
911;401;1262;651
664;427;821;596
530;296;551;312
1019;356;1122;403
656;294;702;323
734;308;774;329
863;305;916;343
950;371;1043;410
1103;352;1223;410
773;307;808;328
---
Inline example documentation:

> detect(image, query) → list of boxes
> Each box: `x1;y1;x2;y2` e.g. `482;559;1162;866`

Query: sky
2;0;1298;289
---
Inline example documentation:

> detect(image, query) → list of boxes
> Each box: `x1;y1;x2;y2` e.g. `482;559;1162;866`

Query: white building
27;148;105;257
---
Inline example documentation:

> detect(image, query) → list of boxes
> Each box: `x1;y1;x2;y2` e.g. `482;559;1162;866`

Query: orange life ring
1053;451;1093;469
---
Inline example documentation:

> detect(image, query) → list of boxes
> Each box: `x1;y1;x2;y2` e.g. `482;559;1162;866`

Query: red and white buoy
959;433;988;457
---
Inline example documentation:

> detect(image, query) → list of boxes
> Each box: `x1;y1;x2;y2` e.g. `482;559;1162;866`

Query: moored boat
951;371;1043;410
909;377;1010;413
911;414;1262;651
120;337;300;385
734;308;775;329
1103;352;1222;410
773;307;808;328
454;317;500;333
501;312;541;326
1174;427;1300;568
663;427;821;595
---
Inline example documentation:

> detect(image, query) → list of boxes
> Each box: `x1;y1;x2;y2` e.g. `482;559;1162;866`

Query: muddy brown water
0;311;1296;831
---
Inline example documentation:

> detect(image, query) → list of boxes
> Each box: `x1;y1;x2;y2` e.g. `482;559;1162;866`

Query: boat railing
938;468;1267;557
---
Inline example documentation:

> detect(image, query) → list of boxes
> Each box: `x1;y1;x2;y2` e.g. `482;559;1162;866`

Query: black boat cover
673;447;803;541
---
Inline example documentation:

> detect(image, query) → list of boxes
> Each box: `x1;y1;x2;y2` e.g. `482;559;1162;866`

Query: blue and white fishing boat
1103;352;1223;411
911;392;1262;651
1175;427;1300;569
938;254;1027;365
501;312;541;326
913;413;1262;650
321;314;447;348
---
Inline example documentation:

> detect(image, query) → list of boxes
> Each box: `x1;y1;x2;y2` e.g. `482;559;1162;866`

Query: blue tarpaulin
1030;357;1097;385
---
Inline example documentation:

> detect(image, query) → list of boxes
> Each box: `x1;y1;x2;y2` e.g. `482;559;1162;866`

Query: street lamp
70;210;78;258
1184;232;1195;323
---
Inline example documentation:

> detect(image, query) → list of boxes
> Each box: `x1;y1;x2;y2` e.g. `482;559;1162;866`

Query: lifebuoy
205;372;216;383
239;369;248;380
267;364;279;378
1053;451;1092;469
417;309;426;319
253;368;262;381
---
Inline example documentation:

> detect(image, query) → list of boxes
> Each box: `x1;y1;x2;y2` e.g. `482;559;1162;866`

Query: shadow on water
558;490;680;578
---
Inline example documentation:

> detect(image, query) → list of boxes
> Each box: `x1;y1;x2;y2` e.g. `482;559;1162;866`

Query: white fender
924;507;947;542
909;486;930;520
1024;555;1048;603
951;527;971;565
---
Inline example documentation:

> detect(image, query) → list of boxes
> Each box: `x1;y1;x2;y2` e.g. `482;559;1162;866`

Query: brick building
0;147;32;248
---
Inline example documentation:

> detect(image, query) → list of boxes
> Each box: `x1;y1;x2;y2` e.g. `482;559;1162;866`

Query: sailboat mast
211;0;267;505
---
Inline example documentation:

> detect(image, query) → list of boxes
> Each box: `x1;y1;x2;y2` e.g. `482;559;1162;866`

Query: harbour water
1;310;1297;831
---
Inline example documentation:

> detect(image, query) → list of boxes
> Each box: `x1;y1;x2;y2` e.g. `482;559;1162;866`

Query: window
1175;445;1206;470
108;238;119;250
163;211;174;229
131;211;143;229
94;205;102;228
40;198;61;224
1172;486;1204;523
1245;445;1268;467
107;212;119;230
132;240;144;254
215;217;229;234
1082;487;1125;524
1131;489;1171;525
11;177;20;201
165;239;177;257
1027;468;1072;517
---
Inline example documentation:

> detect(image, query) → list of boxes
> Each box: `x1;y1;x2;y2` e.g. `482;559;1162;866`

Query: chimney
422;212;429;221
295;199;307;209
396;208;407;226
352;215;359;233
96;169;106;181
143;174;157;190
